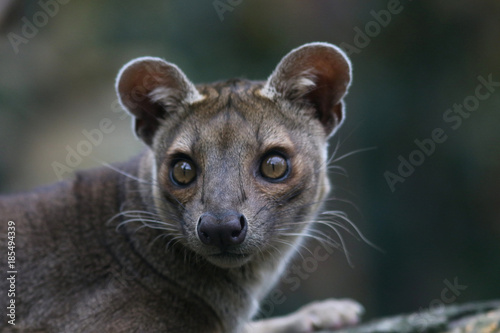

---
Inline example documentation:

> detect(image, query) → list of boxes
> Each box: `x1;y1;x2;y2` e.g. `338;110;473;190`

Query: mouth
206;252;252;268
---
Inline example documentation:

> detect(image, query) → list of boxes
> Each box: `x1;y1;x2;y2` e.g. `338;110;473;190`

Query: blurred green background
1;0;499;321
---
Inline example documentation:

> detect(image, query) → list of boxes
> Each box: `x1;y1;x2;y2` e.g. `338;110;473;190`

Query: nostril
197;213;218;246
232;215;247;242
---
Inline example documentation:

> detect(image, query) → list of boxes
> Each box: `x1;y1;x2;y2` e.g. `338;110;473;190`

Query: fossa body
0;42;362;332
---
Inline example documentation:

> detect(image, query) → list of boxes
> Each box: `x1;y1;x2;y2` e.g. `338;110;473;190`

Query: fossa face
116;42;351;269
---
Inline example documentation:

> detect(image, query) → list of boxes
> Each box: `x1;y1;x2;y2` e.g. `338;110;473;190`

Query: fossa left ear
116;57;203;146
261;42;352;137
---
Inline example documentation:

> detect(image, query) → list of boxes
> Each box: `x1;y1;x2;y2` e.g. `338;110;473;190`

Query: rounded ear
116;57;203;145
261;42;352;137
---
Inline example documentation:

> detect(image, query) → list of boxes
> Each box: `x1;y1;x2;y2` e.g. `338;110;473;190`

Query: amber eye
171;159;196;186
260;154;289;181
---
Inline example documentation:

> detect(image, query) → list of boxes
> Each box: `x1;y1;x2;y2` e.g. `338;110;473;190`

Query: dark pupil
174;161;194;184
263;155;286;179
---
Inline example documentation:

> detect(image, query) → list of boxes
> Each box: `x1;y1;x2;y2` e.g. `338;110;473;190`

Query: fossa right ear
261;42;352;137
116;57;203;146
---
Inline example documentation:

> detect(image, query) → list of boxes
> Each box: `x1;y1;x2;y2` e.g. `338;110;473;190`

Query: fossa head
116;42;351;268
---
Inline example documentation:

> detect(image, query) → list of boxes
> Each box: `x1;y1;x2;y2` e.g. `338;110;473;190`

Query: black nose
197;212;247;251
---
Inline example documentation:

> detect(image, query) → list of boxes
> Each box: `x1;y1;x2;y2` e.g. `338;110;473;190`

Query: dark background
1;0;499;321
